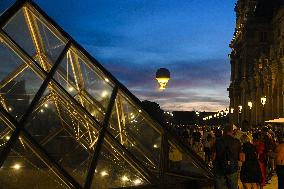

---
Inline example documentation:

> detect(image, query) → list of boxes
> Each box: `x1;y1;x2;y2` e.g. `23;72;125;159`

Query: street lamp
238;105;242;113
248;101;252;109
261;96;266;106
195;111;200;125
261;96;266;123
225;108;229;115
248;101;252;128
238;105;242;125
228;108;234;125
220;110;224;117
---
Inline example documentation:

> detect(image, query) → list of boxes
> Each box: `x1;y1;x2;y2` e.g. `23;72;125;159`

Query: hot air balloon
156;68;170;90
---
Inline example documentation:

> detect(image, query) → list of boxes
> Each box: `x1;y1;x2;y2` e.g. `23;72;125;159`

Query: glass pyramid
0;1;213;189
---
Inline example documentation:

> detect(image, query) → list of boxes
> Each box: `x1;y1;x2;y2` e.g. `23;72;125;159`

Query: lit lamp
261;96;267;123
261;96;266;106
225;108;229;115
238;105;242;113
195;111;200;125
230;108;234;113
248;101;252;109
238;105;242;125
248;101;253;128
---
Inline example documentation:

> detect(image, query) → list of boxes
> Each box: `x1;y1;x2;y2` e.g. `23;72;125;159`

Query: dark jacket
213;134;241;175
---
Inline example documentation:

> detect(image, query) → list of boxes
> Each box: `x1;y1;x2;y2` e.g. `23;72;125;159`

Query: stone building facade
228;0;284;128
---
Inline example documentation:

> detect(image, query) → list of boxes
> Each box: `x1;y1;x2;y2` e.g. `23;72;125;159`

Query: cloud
33;0;235;112
161;101;229;112
85;55;230;111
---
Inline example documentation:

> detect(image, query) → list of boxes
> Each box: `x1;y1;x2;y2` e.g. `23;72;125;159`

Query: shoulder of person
234;137;241;143
277;143;284;150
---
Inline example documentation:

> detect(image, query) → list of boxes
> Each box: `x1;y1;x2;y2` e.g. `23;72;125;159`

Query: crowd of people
179;124;284;189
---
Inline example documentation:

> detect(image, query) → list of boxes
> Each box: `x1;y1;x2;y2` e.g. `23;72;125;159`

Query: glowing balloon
156;68;170;90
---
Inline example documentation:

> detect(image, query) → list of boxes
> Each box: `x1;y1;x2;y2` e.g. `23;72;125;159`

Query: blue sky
3;0;237;111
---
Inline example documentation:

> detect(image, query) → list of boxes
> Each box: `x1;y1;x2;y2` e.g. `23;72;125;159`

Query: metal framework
0;1;213;188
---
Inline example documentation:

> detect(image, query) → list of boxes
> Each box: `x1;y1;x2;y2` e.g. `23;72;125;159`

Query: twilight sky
3;0;237;112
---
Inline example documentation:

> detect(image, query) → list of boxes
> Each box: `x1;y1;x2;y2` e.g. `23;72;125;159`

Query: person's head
241;134;250;143
253;132;260;141
215;128;223;138
267;124;272;129
262;126;269;133
224;124;234;134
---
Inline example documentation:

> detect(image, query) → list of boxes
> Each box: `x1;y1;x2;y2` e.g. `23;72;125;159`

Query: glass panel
0;138;70;188
3;9;35;57
91;140;148;189
25;86;100;186
108;92;161;171
0;40;43;120
3;7;66;71
168;141;209;178
53;48;113;123
0;117;13;153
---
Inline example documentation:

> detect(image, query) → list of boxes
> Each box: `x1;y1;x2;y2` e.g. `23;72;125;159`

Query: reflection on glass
91;140;148;189
0;138;70;188
0;40;43;121
3;9;35;58
168;141;209;178
3;7;67;71
53;48;113;123
25;87;100;186
0;118;13;154
108;92;161;170
0;1;214;188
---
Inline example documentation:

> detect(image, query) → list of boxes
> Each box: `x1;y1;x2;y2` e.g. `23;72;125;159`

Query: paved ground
238;175;278;189
264;175;277;189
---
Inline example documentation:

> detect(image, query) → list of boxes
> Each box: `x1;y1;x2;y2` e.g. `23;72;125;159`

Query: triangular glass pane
25;85;100;186
168;141;210;178
0;117;13;154
53;48;113;123
91;140;148;189
0;138;70;188
25;6;67;63
108;92;161;171
0;40;44;121
3;7;66;72
3;9;35;58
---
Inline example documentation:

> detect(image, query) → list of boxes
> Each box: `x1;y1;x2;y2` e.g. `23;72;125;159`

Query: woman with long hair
240;134;262;189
